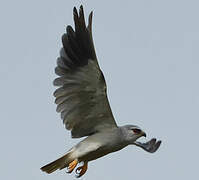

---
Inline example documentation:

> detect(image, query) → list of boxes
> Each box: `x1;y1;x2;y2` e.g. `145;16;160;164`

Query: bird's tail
40;150;74;174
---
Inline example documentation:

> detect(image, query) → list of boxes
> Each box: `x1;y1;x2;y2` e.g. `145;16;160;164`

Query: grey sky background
1;0;199;179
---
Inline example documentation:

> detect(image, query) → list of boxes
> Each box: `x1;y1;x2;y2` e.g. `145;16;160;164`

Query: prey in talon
40;5;162;178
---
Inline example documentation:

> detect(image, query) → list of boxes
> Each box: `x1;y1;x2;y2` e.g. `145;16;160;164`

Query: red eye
132;129;141;134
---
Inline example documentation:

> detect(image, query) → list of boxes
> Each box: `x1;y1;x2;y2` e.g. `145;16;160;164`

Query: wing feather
53;6;117;138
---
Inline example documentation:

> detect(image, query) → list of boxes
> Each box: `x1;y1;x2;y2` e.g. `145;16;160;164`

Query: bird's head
121;125;146;144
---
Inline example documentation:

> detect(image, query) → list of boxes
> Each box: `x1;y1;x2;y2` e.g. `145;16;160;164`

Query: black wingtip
73;5;84;17
79;5;86;29
79;5;84;18
80;5;83;11
88;11;93;31
73;7;78;17
59;6;97;71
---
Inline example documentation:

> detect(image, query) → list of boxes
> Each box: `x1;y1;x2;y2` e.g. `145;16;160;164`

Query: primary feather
53;5;117;138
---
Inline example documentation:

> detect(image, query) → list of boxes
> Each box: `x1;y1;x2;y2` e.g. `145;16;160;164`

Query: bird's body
74;127;129;162
41;5;161;178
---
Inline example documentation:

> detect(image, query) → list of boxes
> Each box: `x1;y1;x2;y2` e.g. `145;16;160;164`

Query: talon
67;159;78;173
75;162;88;178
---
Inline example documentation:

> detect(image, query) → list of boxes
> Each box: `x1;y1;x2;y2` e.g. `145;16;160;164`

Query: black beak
142;132;146;137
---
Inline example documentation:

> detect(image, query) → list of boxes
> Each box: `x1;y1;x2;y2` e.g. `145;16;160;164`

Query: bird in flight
41;5;161;178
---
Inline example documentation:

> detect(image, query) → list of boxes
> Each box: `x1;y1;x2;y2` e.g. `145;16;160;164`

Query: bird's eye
132;129;141;134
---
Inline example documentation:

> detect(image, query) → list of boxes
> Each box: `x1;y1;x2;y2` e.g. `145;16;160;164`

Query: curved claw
66;159;78;173
75;162;88;178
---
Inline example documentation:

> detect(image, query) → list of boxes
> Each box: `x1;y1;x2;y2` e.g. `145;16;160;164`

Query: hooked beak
141;131;146;137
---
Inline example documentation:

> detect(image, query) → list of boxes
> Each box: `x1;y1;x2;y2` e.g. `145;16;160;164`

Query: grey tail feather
40;151;73;174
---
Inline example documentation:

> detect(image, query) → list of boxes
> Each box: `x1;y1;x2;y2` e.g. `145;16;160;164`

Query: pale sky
1;0;199;179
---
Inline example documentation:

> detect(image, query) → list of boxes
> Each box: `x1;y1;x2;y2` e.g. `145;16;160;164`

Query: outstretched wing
53;6;117;138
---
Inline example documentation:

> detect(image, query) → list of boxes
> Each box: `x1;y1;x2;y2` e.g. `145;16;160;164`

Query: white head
120;125;146;144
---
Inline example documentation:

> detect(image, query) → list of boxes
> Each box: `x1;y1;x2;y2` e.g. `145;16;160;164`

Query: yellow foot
67;159;78;173
75;162;88;178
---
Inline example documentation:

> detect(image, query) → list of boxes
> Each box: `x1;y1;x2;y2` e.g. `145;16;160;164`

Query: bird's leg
75;161;88;178
134;138;161;153
67;159;78;173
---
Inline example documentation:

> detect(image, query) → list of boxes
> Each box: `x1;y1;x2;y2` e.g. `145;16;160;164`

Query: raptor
41;5;161;178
